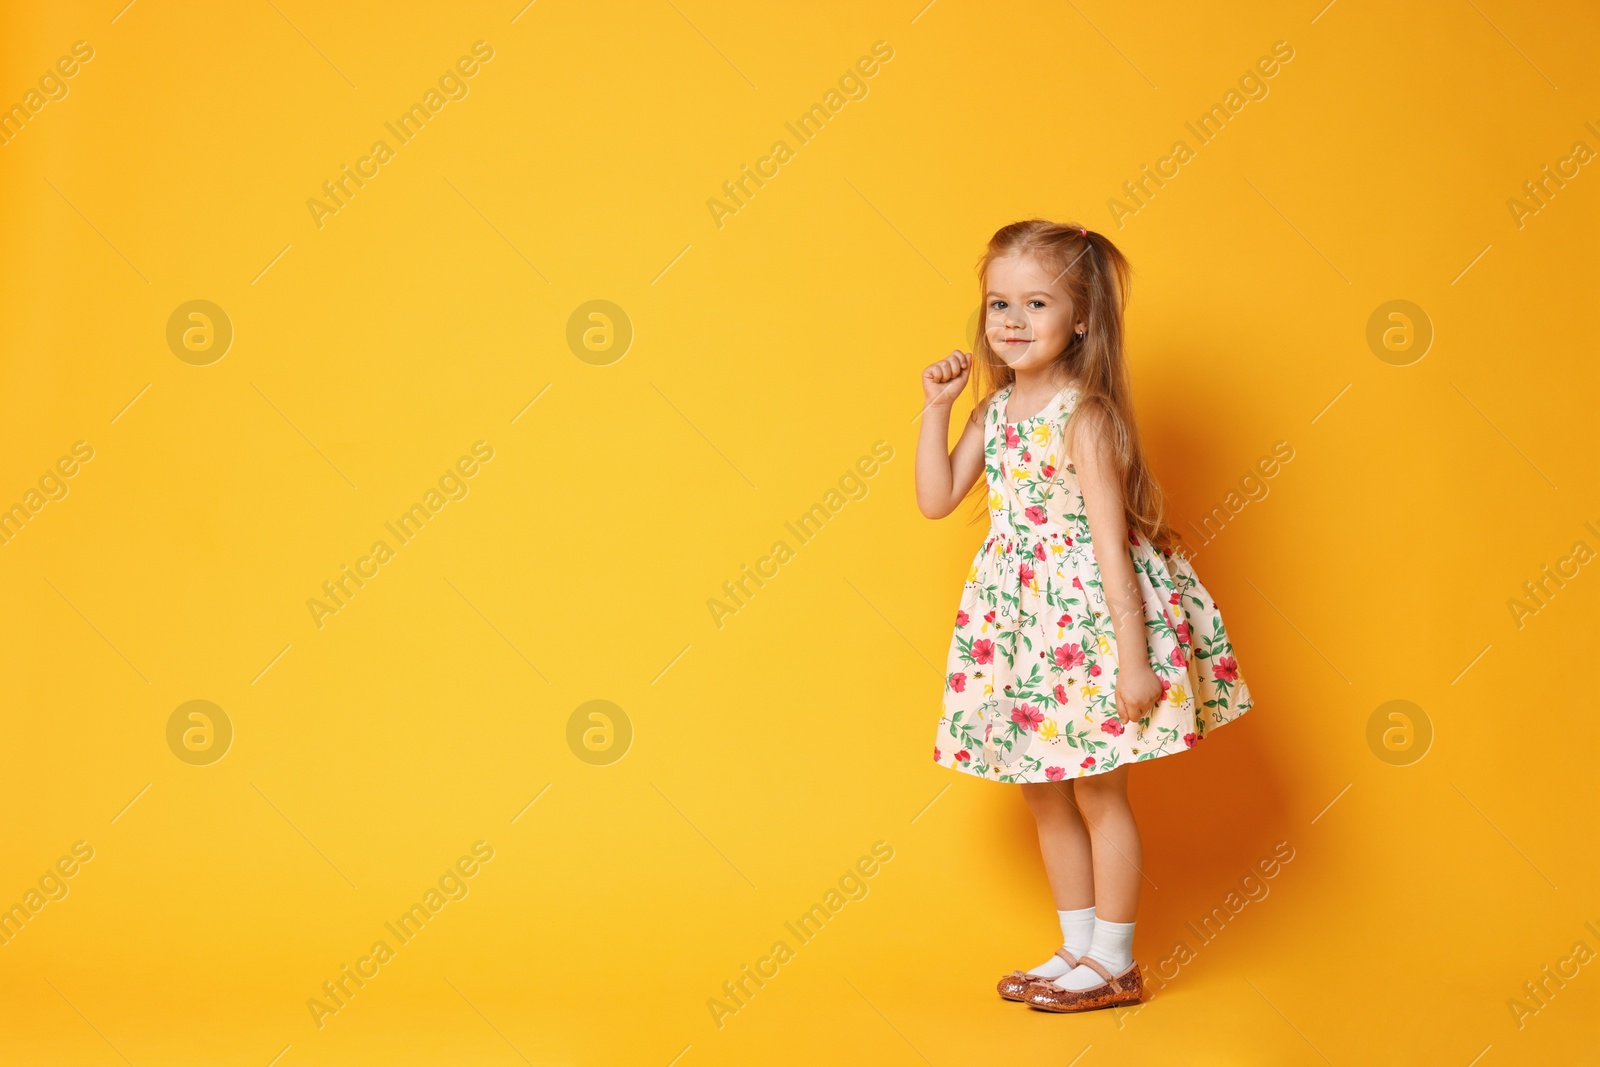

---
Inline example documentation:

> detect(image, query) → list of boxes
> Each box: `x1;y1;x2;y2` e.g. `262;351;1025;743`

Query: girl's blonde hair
966;218;1184;556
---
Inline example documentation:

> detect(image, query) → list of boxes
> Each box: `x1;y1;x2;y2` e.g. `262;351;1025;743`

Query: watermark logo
0;440;95;548
306;41;495;230
1507;123;1599;230
708;441;894;629
1109;40;1295;228
707;841;895;1029
1181;440;1294;554
166;300;233;366
1114;840;1295;1027
0;841;95;947
1366;699;1431;766
307;441;495;630
1;40;94;148
306;841;496;1029
1507;519;1600;629
1508;919;1600;1030
167;700;233;766
566;700;633;766
1365;300;1432;367
706;41;895;230
566;300;633;366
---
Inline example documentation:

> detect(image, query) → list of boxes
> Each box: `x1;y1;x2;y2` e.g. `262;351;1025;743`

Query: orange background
2;1;1597;1064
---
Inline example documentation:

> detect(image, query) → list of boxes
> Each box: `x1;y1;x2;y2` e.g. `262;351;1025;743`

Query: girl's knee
1022;781;1077;817
1072;770;1130;819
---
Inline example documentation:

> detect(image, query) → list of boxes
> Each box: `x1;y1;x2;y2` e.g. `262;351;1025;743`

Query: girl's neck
1012;364;1076;398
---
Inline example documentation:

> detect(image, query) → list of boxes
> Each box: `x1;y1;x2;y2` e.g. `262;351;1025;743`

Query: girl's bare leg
1070;764;1142;921
1015;781;1098;978
1021;781;1094;909
1031;764;1145;994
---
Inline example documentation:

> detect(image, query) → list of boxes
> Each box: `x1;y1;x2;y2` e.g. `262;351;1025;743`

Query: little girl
914;219;1254;1014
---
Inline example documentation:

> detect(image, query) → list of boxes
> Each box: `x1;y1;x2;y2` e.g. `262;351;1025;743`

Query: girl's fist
922;350;972;408
1113;665;1164;724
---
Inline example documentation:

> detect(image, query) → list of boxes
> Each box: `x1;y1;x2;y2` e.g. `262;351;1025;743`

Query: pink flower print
934;746;941;761
1100;718;1125;736
1022;449;1032;462
1056;613;1071;628
1033;542;1047;561
1072;575;1084;590
1080;756;1096;769
1089;663;1102;677
1054;683;1068;704
972;639;994;665
1019;563;1035;584
1025;505;1047;525
1183;733;1198;748
1169;592;1181;605
1053;643;1087;670
1127;527;1140;546
949;672;967;693
1213;656;1239;682
1169;645;1187;669
1042;464;1056;478
956;609;969;627
984;610;996;625
1046;766;1066;781
1011;704;1044;731
1004;425;1021;449
955;749;971;762
1175;618;1191;644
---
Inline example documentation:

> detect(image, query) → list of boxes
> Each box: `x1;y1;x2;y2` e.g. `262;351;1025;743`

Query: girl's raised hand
922;350;972;409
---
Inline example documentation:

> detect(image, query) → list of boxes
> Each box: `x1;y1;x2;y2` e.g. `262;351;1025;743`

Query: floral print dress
933;381;1253;784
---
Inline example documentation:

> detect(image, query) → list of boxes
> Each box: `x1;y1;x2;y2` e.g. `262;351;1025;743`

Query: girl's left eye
1029;300;1046;309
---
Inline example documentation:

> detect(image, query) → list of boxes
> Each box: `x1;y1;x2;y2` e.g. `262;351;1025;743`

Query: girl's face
984;252;1084;372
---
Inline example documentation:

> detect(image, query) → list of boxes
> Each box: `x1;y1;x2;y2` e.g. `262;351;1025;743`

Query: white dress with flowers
932;382;1253;784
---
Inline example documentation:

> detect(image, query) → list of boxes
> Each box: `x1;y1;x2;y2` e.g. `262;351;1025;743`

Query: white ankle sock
1053;917;1136;990
1027;906;1096;978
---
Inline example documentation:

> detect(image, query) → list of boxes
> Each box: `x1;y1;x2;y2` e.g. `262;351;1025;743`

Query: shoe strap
1077;955;1115;983
1054;946;1081;967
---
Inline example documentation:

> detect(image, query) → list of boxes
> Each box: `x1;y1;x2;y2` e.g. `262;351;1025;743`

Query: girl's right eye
990;300;1007;310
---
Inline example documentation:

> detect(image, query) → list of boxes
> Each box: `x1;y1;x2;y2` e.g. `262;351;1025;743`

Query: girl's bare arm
915;351;991;519
1072;404;1163;721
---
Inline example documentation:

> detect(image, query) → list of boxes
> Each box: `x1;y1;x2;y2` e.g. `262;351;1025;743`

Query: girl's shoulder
1064;390;1118;457
969;384;1009;425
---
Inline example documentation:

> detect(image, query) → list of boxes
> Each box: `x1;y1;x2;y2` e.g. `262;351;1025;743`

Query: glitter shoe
996;946;1081;1002
1024;956;1143;1012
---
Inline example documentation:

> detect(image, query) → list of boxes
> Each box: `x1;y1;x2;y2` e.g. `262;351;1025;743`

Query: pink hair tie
1080;228;1088;237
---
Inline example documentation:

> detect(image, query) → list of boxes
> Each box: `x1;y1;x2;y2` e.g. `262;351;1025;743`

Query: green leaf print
1192;615;1234;663
954;633;980;667
1013;662;1043;693
1134;725;1180;761
948;713;985;749
1059;721;1097;751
